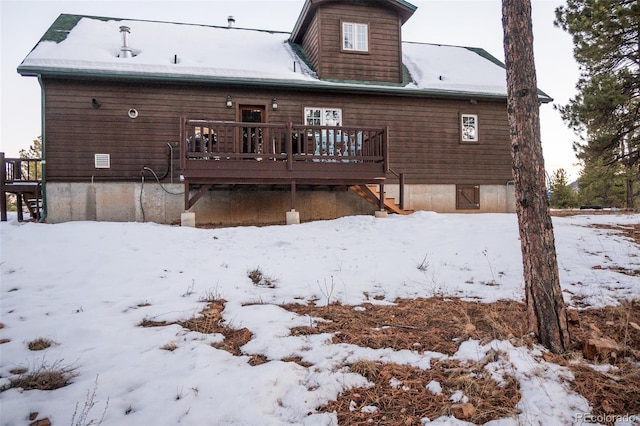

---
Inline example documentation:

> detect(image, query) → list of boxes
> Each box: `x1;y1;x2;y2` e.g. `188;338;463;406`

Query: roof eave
18;66;527;102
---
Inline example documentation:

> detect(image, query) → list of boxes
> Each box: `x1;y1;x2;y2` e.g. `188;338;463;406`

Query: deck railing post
179;117;186;171
383;126;390;173
399;173;405;210
1;152;6;222
286;122;293;171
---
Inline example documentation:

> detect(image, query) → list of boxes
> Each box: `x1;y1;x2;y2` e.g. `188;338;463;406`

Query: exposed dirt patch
139;295;639;425
283;298;640;425
139;299;252;356
286;298;532;356
550;209;638;218
590;222;640;246
321;358;521;425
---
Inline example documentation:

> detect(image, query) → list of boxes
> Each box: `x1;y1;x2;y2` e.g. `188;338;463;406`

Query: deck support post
181;211;196;227
184;180;190;211
16;193;24;222
375;183;388;218
287;179;300;224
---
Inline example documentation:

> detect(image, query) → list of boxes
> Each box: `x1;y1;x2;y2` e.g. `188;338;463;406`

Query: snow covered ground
1;212;638;425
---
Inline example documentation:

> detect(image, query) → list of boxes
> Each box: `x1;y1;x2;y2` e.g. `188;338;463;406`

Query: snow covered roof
18;14;552;102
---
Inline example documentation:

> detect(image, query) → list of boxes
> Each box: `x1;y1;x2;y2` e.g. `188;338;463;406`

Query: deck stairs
351;184;413;215
22;189;43;220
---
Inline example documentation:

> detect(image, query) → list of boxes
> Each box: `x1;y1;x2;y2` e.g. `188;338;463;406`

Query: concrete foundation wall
44;182;515;225
44;182;377;225
385;183;516;213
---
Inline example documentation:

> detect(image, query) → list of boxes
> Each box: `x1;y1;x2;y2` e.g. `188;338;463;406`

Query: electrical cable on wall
143;166;184;195
140;174;146;222
139;166;185;222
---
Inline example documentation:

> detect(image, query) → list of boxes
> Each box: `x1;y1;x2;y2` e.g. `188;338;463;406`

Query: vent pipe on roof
119;26;133;58
227;16;235;27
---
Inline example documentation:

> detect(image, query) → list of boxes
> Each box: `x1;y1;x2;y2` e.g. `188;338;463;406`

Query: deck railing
3;154;42;183
1;153;43;221
180;119;387;172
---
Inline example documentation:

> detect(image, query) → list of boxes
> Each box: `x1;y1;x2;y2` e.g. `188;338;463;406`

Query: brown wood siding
42;78;512;185
314;3;402;83
301;13;320;72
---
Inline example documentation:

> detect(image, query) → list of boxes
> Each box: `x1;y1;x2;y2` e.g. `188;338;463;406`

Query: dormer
290;0;416;84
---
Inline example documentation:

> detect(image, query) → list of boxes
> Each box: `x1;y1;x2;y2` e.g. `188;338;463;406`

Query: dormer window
342;22;368;52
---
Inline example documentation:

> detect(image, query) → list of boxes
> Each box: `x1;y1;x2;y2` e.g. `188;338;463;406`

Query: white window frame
305;108;342;126
461;114;478;142
342;22;368;52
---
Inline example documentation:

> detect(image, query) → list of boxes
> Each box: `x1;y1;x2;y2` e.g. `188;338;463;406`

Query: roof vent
119;26;133;58
227;16;235;27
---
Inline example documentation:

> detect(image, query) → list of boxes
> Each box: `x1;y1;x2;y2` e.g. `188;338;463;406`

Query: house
11;0;552;226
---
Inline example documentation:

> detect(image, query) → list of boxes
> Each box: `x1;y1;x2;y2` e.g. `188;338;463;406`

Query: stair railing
388;168;405;210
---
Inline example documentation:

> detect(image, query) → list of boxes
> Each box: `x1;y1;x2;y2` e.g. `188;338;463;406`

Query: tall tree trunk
502;0;571;353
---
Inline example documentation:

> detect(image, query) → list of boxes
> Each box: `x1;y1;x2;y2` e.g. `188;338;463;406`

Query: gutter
37;74;47;223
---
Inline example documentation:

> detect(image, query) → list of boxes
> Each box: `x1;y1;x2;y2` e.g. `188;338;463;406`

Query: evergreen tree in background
549;168;578;208
19;136;42;160
577;157;629;207
18;136;42;180
555;0;639;208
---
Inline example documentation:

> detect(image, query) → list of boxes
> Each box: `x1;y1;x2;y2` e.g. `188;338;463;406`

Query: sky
0;0;582;179
1;212;639;424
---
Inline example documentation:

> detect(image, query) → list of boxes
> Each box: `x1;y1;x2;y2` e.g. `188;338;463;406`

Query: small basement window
94;153;111;169
461;114;478;142
342;22;368;52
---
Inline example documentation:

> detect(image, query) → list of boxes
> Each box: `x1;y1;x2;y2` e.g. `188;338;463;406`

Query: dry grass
247;267;278;288
3;360;77;391
160;342;178;352
27;337;56;351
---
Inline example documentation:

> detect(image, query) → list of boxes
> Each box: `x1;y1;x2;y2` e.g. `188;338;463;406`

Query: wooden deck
180;119;390;210
1;153;43;221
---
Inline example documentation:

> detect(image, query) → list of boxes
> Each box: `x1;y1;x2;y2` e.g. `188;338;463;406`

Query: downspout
37;74;47;223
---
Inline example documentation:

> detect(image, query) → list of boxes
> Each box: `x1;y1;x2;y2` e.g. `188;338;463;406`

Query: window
342;22;368;52
305;108;342;126
461;114;478;142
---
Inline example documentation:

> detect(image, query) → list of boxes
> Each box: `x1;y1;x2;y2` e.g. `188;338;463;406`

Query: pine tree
555;0;640;207
577;157;628;207
549;168;578;208
18;136;42;180
19;136;42;160
502;0;570;353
